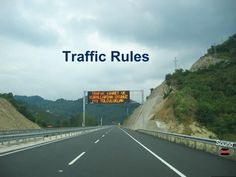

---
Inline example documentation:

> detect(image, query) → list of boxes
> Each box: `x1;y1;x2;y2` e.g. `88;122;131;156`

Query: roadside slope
0;98;40;130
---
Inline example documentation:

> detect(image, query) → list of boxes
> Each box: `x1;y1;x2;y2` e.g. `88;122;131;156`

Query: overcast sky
0;0;236;100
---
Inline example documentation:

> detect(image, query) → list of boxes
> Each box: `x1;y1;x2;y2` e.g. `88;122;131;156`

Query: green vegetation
165;34;236;140
62;114;98;127
207;33;236;60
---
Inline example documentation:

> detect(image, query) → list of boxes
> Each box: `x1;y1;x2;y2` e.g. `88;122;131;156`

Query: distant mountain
14;95;140;126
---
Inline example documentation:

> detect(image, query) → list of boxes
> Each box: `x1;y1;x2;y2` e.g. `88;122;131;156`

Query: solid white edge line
68;152;86;166
120;128;187;177
94;139;100;144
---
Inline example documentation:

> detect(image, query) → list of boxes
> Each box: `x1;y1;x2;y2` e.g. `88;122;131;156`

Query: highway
0;126;236;177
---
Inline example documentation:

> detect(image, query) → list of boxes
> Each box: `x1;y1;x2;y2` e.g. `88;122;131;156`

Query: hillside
0;97;40;130
191;33;236;71
164;63;236;140
124;33;236;140
14;95;140;127
123;82;216;138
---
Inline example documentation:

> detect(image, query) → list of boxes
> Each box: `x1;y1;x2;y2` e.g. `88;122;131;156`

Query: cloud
93;0;236;48
0;0;235;100
0;1;59;46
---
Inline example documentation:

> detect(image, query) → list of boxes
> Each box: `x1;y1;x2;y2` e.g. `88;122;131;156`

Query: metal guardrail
136;129;236;161
0;126;107;144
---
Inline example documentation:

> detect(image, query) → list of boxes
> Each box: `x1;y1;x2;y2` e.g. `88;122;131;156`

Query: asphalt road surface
0;126;236;177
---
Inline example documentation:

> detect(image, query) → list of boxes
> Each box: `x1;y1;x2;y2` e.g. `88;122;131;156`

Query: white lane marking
94;139;100;144
68;152;86;166
102;135;105;138
58;170;63;173
120;128;187;177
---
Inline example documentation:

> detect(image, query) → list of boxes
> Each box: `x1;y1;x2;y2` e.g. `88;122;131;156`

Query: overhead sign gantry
87;91;130;104
82;90;144;127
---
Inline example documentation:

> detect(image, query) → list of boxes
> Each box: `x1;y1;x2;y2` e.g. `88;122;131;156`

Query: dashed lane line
94;139;100;144
68;152;86;166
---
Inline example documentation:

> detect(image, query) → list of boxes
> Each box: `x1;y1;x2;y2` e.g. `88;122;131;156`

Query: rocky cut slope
123;81;216;138
0;98;40;130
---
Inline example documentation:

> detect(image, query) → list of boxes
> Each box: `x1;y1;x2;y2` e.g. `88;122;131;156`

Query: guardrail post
204;143;207;151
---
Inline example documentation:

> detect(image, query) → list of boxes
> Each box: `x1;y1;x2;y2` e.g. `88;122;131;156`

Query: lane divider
120;128;187;177
94;139;100;144
68;152;86;166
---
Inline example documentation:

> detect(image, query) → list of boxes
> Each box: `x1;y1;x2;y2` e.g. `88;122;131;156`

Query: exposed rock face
124;82;168;131
190;55;224;71
0;98;40;131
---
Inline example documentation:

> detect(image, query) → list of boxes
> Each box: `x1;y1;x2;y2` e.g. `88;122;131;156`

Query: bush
173;90;196;121
196;101;216;124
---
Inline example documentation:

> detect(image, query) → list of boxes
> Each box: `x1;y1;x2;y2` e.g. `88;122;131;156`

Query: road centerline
68;152;86;166
120;128;187;177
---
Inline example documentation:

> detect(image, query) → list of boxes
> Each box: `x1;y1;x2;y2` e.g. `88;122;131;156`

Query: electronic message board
87;91;130;104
